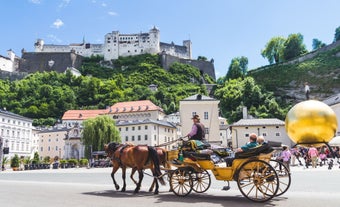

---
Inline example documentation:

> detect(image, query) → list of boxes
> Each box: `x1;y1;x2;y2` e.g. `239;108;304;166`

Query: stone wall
160;53;216;80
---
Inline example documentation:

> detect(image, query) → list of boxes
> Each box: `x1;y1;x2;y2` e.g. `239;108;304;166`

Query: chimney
242;107;248;119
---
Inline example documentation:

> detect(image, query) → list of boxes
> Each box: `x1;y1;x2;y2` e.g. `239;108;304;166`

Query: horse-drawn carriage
164;140;290;202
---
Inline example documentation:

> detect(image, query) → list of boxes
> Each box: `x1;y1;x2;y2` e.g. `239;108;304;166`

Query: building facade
231;118;293;148
323;93;340;136
0;109;33;159
116;119;177;150
179;94;221;144
38;127;67;160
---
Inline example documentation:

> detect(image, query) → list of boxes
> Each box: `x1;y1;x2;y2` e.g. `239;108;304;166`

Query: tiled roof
62;100;162;120
323;93;340;106
232;118;284;126
62;109;108;120
0;109;32;121
108;100;162;114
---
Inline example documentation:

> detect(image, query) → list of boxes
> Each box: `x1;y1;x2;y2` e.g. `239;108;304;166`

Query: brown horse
104;142;166;194
130;146;170;192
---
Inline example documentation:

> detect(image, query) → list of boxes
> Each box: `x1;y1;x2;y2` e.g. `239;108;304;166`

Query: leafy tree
283;33;308;60
82;115;121;157
197;56;208;61
261;36;286;64
225;57;248;80
334;26;340;42
214;77;286;123
312;38;326;50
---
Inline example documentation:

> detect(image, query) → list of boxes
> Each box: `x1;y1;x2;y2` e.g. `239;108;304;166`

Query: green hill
248;41;340;104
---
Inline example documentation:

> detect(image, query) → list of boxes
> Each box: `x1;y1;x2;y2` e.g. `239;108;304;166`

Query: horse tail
148;146;166;185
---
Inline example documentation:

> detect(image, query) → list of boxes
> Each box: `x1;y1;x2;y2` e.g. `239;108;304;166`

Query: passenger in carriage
225;133;259;166
257;135;266;145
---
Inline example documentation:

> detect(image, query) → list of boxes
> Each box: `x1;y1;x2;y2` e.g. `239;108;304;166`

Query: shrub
10;154;20;168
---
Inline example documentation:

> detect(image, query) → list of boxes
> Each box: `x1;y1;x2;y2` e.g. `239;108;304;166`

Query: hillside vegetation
248;42;340;103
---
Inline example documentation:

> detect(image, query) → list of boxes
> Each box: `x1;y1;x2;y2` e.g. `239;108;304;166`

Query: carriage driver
187;114;206;142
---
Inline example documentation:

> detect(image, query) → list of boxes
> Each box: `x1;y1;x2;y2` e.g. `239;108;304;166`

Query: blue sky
1;0;340;78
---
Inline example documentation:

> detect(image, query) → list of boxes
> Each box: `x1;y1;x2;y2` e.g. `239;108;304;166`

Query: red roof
62;109;108;120
62;100;162;120
109;100;162;114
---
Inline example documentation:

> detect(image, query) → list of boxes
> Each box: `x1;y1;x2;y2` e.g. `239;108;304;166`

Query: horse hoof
154;191;159;195
115;185;120;190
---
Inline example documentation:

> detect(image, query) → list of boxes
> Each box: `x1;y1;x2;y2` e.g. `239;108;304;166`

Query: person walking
281;146;292;171
304;82;310;100
308;145;319;168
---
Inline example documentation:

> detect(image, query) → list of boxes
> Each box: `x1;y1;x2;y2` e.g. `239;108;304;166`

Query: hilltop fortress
0;27;216;80
34;27;192;61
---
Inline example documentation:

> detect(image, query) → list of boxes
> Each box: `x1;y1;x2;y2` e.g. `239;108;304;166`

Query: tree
82;115;121;157
226;57;248;80
197;56;208;61
334;26;340;42
261;36;286;64
312;38;326;50
283;33;308;60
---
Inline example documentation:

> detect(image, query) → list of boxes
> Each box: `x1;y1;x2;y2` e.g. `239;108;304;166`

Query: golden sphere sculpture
285;100;338;146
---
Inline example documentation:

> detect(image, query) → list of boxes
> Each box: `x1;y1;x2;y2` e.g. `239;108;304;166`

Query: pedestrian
308;145;319;168
187;114;206;142
281;145;291;171
304;82;310;100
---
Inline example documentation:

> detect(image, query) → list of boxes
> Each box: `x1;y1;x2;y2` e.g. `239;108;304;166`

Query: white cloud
51;19;64;29
108;11;118;16
101;3;107;7
47;34;62;43
29;0;41;4
58;0;71;8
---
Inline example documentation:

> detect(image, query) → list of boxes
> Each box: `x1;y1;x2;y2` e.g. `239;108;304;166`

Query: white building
323;93;340;136
116;119;177;150
34;27;191;61
179;94;221;144
0;109;33;159
231;118;294;148
0;50;17;72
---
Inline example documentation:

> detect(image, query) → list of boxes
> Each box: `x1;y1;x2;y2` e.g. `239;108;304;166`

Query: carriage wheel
192;170;211;193
236;159;279;202
270;159;291;196
170;168;193;197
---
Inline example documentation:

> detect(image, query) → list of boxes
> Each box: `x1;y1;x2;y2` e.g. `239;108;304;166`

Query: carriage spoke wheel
192;170;211;193
237;160;279;202
170;169;193;197
270;159;291;196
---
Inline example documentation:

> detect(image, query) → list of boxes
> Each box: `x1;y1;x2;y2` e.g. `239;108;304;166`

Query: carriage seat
183;151;211;160
234;141;281;159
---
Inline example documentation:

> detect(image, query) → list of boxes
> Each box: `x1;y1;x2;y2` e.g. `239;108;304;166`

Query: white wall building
0;50;17;72
179;94;221;144
116;119;177;150
323;93;340;136
0;109;33;159
231;118;294;148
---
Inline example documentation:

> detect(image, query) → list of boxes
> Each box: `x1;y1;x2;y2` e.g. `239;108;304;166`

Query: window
138;135;141;141
204;127;209;135
154;135;156;141
204;112;208;120
132;136;135;141
56;146;58;151
138;126;141;130
164;136;167;142
245;133;249;137
275;132;280;136
145;126;148;130
144;135;148;140
125;136;128;142
119;128;121;131
132;127;135;131
126;127;128;131
262;132;267;137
